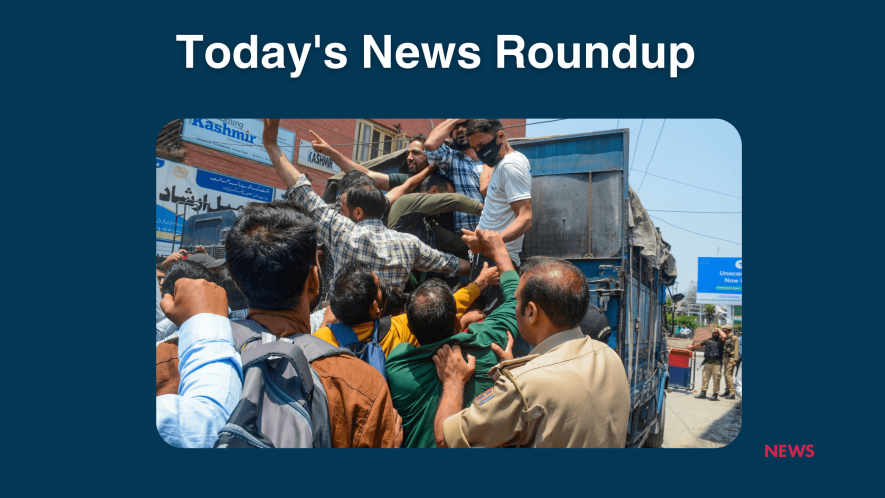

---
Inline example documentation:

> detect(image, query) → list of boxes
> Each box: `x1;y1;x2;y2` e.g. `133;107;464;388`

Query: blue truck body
510;130;671;447
371;129;673;447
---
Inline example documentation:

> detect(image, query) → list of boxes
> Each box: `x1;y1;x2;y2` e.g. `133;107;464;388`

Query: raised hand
461;229;482;254
473;262;500;290
309;130;334;157
262;119;280;146
160;278;229;327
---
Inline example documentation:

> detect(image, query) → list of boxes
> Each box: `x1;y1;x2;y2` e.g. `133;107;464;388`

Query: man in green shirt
387;173;483;260
386;229;518;448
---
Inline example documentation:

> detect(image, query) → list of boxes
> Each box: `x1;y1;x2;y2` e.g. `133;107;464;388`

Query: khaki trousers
701;363;722;394
722;360;736;395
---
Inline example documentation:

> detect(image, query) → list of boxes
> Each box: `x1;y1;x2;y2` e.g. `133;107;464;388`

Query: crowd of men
155;119;632;448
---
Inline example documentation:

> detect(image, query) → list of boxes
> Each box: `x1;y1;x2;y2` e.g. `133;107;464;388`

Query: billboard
181;118;297;166
156;158;279;257
697;257;742;305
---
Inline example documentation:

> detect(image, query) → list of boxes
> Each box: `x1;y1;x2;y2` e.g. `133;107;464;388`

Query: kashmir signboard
298;139;340;173
156;158;278;257
697;257;742;305
181;118;297;166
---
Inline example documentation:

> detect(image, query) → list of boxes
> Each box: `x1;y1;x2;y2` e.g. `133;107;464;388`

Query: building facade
156;118;526;257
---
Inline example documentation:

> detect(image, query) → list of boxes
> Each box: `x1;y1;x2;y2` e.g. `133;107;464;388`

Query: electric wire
629;118;644;171
647;210;741;214
509;118;568;129
634;171;742;199
649;215;742;246
637;119;665;192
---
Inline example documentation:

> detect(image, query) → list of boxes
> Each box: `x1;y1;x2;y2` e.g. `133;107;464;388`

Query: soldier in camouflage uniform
720;325;740;399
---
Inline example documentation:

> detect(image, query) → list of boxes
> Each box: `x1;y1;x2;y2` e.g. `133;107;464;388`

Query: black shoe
709;393;720;401
724;393;735;400
694;392;707;399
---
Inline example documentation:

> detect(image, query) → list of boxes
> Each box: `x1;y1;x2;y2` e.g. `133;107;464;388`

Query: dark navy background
9;0;877;494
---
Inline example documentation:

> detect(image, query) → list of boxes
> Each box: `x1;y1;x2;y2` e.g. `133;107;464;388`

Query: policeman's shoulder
488;354;540;378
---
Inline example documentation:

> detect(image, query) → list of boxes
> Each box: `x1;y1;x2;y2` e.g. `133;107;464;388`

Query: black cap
580;304;611;343
187;253;226;269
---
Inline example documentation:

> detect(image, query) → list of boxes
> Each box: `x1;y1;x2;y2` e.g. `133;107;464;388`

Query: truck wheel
644;395;666;448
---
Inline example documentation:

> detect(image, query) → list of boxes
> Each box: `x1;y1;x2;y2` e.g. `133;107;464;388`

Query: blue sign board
195;170;274;202
697;257;742;305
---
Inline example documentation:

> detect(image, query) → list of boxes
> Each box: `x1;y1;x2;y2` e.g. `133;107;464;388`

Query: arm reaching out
309;130;393;190
263;119;303;188
432;345;475;448
385;164;438;204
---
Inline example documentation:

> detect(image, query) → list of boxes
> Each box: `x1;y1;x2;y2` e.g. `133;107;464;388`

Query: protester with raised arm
309;130;431;192
262;119;469;290
424;119;486;235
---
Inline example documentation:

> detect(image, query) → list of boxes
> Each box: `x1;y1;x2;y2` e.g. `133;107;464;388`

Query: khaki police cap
722;324;734;331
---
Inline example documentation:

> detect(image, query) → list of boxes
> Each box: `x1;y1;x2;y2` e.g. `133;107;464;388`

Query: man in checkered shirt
423;119;487;233
261;119;470;290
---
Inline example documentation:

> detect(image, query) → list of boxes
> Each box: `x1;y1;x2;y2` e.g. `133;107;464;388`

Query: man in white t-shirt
461;119;533;325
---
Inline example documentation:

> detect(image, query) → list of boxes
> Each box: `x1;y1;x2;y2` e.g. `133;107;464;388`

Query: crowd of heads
156;118;643;449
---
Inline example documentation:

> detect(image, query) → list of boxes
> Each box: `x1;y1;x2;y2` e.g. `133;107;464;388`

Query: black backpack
704;338;723;360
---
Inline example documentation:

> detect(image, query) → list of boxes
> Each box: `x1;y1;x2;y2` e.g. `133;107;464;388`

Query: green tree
675;315;699;330
703;304;717;324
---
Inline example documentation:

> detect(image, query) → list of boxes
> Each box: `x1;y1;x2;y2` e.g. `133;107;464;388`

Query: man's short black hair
419;173;454;193
466;119;504;137
410;133;428;146
344;183;387;219
339;170;376;196
405;278;457;345
378;275;406;317
518;256;589;329
225;199;317;310
449;120;470;136
220;276;250;311
161;260;215;297
330;261;379;326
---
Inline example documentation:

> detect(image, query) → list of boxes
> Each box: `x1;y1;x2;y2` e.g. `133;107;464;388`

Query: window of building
354;120;406;163
156;119;185;161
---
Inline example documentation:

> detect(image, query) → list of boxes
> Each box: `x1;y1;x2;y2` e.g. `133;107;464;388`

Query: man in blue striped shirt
423;119;487;234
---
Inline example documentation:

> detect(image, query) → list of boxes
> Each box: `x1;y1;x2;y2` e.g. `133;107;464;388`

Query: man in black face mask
460;119;533;355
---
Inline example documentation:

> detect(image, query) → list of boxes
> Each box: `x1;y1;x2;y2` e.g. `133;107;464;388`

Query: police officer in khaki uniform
431;229;631;448
720;325;740;399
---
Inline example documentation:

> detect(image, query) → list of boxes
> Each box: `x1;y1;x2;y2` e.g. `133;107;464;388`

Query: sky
524;119;742;293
